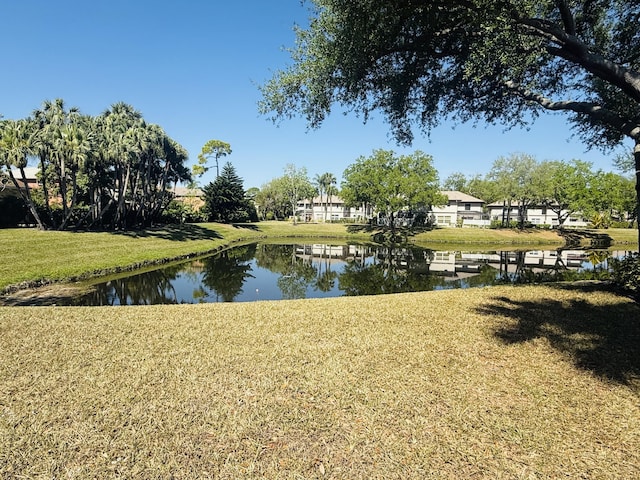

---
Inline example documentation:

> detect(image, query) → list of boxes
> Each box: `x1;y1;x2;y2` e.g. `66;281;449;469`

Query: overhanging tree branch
505;80;640;140
518;17;640;102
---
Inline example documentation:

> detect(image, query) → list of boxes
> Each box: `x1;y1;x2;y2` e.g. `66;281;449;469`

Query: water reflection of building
296;244;355;263
294;244;617;281
461;250;588;272
295;244;431;270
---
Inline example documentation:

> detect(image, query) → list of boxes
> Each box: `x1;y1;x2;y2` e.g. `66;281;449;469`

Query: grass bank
1;284;638;478
0;222;636;292
0;222;362;292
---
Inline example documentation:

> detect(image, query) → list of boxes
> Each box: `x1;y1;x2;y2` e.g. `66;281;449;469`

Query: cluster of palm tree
0;99;190;230
313;172;337;221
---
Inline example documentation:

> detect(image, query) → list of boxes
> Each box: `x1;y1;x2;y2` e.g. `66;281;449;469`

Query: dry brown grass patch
1;285;639;478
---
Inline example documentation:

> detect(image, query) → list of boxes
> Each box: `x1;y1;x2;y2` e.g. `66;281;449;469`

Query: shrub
610;220;634;229
610;253;640;300
161;200;207;224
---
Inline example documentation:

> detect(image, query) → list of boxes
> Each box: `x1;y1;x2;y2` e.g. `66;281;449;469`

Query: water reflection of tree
495;249;612;284
313;244;338;293
586;249;611;273
80;264;185;305
200;244;257;302
338;246;442;295
254;244;318;299
444;263;502;289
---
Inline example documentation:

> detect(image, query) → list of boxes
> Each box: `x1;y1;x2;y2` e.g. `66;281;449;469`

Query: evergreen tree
203;162;255;223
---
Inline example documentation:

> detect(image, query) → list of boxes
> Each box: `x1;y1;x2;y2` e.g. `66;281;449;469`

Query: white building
296;195;371;222
431;191;486;227
486;202;589;228
296;191;488;226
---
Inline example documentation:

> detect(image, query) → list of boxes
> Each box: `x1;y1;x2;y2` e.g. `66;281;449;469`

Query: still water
67;243;619;306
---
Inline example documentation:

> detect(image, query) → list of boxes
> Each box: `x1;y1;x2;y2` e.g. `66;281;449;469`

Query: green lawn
1;284;638;478
1;222;636;292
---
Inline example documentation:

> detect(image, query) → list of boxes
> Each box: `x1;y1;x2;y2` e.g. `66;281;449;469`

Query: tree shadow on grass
232;223;260;230
346;224;436;244
476;284;640;391
112;224;223;241
346;224;380;234
557;228;613;247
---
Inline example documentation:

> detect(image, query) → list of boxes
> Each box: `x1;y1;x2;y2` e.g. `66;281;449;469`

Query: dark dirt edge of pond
0;239;259;306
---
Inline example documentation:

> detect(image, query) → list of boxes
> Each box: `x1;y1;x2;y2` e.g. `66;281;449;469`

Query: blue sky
2;0;630;189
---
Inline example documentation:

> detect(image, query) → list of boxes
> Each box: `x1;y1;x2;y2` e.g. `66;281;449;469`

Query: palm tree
31;98;84;229
313;173;324;221
101;102;143;228
317;172;337;222
0;119;45;229
56;120;92;229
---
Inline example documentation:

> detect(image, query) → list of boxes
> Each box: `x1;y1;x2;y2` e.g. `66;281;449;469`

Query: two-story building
430;191;486;227
296;191;487;226
486;202;589;228
297;195;372;222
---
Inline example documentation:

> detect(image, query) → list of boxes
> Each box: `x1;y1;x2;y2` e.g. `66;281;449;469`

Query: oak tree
260;0;640;243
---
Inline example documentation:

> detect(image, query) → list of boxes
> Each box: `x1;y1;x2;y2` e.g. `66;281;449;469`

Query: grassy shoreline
0;222;636;293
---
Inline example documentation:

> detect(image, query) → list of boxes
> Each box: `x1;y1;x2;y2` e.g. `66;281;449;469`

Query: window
434;251;452;262
465;203;471;211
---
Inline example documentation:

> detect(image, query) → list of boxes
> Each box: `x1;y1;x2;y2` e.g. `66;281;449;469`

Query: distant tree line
253;150;443;230
443;153;637;228
0;99;191;230
251;150;636;231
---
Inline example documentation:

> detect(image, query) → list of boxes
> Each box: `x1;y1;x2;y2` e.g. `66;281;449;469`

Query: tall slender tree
194;139;231;180
486;154;540;228
0;119;45;229
317;172;337;221
282;164;315;224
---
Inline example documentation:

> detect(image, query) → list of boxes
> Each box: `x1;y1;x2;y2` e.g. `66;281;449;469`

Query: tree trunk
61;166;82;230
59;157;69;227
389;210;396;240
116;164;131;229
634;139;640;250
38;154;54;227
8;167;46;230
324;194;328;222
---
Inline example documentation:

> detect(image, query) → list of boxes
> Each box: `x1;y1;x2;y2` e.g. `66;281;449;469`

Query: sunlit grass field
1;222;636;292
1;285;638;478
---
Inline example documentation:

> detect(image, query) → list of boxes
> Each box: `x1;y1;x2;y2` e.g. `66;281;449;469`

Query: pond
65;243;623;306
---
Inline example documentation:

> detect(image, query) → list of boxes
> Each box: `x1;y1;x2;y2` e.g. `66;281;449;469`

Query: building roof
172;187;204;197
486;200;561;208
301;195;345;204
300;192;486;205
10;167;39;181
441;190;484;203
